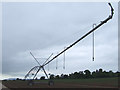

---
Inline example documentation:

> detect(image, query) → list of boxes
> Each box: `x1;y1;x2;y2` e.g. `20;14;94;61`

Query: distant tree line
48;69;120;80
3;68;119;81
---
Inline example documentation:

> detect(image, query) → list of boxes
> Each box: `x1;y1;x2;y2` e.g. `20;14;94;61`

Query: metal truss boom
25;3;114;80
43;3;114;67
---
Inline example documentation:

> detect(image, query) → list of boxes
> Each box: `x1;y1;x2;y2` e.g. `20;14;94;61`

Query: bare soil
2;78;119;89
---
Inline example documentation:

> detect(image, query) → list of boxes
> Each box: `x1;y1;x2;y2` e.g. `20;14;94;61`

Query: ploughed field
2;77;119;88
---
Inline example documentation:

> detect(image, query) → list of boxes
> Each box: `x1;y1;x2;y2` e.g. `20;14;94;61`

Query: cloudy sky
1;2;118;79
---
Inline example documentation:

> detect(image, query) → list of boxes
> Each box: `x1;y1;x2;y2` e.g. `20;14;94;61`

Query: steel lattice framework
25;3;114;80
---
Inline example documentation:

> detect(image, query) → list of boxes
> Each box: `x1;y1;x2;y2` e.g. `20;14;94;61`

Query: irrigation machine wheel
28;80;34;86
48;80;54;86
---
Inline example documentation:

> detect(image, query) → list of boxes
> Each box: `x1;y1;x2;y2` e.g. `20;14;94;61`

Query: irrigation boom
25;3;114;79
43;3;114;67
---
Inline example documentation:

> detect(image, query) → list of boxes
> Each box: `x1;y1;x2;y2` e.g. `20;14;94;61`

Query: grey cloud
2;2;118;79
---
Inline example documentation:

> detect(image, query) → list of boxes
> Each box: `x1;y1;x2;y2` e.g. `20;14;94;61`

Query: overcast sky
1;2;118;79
